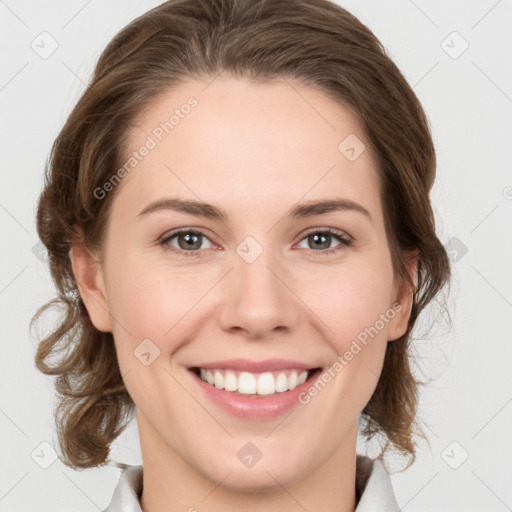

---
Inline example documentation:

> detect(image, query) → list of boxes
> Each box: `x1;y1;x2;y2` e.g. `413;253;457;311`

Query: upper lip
188;358;321;373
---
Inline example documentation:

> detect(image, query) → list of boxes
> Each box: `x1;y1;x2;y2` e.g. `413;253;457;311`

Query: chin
211;466;307;494
197;449;312;493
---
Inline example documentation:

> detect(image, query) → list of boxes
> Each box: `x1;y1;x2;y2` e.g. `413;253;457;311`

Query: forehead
114;75;381;224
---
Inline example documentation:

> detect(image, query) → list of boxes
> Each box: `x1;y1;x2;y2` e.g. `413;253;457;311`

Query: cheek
105;256;230;385
306;258;395;348
105;259;196;414
301;265;394;425
104;255;202;358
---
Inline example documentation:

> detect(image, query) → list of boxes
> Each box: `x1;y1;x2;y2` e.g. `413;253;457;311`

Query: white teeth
224;370;238;391
275;373;289;392
214;371;224;389
297;370;308;386
196;368;311;395
238;372;257;394
288;370;298;390
256;372;275;395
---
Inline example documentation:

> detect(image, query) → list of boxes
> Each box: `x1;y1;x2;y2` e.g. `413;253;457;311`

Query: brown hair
31;0;451;471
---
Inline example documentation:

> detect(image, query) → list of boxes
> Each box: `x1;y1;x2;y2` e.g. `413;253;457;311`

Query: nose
217;247;300;340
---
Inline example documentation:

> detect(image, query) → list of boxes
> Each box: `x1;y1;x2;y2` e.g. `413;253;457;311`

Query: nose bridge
218;238;299;337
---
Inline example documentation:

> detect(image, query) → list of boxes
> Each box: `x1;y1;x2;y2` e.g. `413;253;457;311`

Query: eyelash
158;227;353;258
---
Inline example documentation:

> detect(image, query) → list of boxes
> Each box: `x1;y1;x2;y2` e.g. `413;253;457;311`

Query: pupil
181;233;200;249
311;233;329;249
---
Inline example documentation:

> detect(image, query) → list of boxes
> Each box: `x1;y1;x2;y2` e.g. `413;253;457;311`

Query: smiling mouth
189;367;322;396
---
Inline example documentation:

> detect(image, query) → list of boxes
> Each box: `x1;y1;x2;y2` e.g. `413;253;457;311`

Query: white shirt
103;454;400;511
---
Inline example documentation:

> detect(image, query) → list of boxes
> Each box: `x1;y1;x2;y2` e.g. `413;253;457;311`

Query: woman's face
74;75;414;490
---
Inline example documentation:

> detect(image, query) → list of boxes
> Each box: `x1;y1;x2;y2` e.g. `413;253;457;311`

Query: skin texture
71;74;416;512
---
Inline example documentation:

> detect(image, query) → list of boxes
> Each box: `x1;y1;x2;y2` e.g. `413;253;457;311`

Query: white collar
103;455;400;511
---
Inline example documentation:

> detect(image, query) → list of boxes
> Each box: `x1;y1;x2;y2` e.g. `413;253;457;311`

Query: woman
31;0;451;510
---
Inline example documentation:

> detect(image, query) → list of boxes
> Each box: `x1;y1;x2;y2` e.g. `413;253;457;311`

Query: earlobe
387;249;419;342
69;244;113;332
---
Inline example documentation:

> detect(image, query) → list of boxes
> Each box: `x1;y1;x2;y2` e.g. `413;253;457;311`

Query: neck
137;413;358;512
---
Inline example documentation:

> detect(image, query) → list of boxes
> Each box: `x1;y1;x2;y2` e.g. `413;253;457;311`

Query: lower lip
189;368;322;420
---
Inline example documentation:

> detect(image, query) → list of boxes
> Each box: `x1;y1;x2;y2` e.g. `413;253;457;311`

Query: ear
386;249;419;342
69;243;113;332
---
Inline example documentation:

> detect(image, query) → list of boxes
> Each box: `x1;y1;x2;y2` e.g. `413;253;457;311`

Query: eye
159;228;214;257
159;227;353;258
295;228;353;256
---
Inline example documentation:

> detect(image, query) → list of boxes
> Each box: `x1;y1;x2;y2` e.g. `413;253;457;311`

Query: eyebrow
136;197;373;224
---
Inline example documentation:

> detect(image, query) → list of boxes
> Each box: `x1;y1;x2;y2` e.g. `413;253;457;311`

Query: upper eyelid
299;226;351;240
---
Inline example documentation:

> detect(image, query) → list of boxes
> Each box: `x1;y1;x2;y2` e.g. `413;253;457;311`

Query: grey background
1;0;511;510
